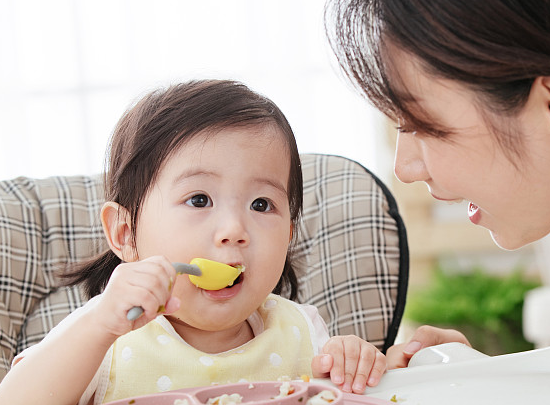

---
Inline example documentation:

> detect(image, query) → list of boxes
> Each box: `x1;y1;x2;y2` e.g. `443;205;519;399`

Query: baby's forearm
0;304;117;405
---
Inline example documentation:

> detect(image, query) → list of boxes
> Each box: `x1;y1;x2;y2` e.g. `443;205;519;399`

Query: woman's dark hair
325;0;550;156
62;80;302;300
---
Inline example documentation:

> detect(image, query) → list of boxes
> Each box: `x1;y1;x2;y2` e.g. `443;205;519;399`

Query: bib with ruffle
102;294;317;403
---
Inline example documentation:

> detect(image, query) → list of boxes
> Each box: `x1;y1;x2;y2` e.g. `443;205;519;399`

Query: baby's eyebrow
254;178;288;196
171;170;217;186
171;170;287;196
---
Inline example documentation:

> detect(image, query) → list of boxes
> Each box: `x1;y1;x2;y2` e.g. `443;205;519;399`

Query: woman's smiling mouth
468;202;481;224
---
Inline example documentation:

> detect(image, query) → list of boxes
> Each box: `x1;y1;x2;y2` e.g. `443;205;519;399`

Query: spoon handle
173;263;202;276
126;263;201;321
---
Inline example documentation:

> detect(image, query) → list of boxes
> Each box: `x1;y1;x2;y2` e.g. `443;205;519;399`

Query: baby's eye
251;198;273;212
185;194;212;208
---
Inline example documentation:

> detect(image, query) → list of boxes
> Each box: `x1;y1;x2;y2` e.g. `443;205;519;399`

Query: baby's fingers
311;354;333;378
163;296;181;315
352;347;386;392
322;338;346;386
109;258;175;318
341;337;363;392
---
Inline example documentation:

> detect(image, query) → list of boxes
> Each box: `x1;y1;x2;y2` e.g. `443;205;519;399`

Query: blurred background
1;0;547;353
0;0;392;182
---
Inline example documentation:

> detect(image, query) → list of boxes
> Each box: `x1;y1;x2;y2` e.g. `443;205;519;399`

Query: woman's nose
393;130;429;184
214;213;250;247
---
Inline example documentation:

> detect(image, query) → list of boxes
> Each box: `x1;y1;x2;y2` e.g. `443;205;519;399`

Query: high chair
0;153;408;379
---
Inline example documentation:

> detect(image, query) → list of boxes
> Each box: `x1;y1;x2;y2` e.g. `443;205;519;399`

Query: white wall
0;0;392;183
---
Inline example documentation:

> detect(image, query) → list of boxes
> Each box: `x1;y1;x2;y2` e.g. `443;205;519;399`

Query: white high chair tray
355;344;550;405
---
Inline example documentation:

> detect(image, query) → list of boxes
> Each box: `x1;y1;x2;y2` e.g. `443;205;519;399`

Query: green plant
404;266;540;355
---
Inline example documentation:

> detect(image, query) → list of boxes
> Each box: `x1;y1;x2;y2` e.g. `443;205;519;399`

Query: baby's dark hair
62;80;303;300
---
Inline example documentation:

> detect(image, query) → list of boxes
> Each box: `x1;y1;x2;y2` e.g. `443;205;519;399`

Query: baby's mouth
226;272;244;288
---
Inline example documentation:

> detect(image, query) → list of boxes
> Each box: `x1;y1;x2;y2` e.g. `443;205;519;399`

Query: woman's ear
101;202;138;262
288;223;294;244
537;76;550;106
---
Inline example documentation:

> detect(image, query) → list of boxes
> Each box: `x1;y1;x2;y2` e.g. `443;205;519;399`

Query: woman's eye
397;126;417;136
251;198;273;212
185;194;212;208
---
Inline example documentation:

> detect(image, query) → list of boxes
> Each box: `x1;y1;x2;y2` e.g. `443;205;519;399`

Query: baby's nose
215;214;250;247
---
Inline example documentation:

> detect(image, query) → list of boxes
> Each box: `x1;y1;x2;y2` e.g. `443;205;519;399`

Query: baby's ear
101;202;138;261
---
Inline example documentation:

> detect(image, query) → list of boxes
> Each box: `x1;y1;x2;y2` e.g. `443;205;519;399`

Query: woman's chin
490;230;537;251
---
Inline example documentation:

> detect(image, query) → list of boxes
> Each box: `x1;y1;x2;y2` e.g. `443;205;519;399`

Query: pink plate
103;381;392;405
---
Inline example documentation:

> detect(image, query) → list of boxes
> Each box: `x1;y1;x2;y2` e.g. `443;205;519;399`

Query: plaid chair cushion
296;154;407;350
0;153;408;379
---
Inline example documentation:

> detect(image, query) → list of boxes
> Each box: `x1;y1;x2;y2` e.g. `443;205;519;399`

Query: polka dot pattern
121;346;132;361
269;352;283;367
264;299;277;309
199;356;214;366
157;375;172;392
292;326;301;341
157;334;170;345
106;295;315;402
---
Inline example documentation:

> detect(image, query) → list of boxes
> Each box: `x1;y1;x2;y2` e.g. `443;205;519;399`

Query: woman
325;0;550;368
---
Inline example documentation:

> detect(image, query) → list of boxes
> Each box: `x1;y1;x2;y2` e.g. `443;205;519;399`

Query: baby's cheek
171;276;200;302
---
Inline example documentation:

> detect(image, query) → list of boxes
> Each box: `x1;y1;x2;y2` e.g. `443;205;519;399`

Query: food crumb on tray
198;380;337;405
306;390;336;405
274;381;296;398
206;393;244;405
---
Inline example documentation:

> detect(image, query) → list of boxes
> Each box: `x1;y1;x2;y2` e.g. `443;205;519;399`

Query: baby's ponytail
60;249;122;299
272;257;299;302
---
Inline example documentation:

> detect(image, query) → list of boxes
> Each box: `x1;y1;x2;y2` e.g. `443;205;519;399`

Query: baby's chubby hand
311;335;387;393
90;256;181;337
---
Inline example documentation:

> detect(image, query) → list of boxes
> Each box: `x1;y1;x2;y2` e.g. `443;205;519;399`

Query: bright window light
0;0;391;182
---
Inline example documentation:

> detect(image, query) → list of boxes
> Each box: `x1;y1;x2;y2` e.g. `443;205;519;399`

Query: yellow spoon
126;258;244;321
187;258;244;290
